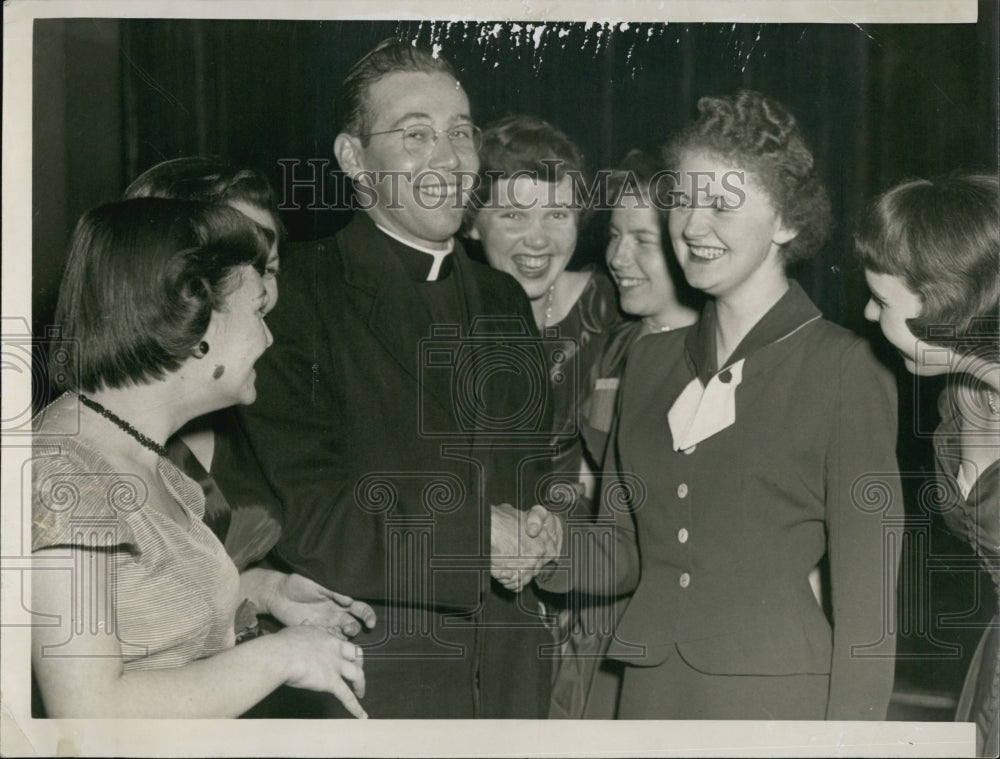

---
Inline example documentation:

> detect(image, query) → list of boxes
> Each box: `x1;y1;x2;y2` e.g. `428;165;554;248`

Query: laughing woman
31;198;368;718
467;115;623;491
121;158;287;572
580;149;701;468
601;91;903;719
856;174;999;755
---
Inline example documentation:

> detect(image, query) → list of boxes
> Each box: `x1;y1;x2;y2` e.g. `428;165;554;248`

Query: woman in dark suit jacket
592;91;903;719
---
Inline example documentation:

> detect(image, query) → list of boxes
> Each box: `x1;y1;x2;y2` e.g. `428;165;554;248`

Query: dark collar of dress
372;221;454;282
685;280;822;385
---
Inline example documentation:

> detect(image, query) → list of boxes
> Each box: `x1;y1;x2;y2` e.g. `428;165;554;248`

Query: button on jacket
604;282;903;720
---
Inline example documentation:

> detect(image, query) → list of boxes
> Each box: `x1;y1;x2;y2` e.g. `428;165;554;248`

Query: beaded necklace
78;394;169;458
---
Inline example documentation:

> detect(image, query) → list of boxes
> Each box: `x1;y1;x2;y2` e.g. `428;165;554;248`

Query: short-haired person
581;149;701;468
220;40;561;718
122;159;286;570
468;114;622;509
547;150;701;719
31;198;368;717
856;173;999;756
562;91;902;719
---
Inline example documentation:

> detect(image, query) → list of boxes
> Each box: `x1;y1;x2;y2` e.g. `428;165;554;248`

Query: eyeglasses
362;123;483;157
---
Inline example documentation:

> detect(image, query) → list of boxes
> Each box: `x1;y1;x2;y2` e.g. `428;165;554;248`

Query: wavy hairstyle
51;197;269;393
605;148;702;310
336;38;459;142
465;113;589;228
123;156;284;249
854;173;999;359
662;90;832;267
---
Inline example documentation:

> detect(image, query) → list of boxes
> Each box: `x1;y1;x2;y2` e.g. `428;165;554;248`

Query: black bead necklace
78;393;169;459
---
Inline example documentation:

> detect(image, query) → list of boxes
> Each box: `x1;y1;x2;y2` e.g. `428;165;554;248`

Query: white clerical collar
374;223;454;281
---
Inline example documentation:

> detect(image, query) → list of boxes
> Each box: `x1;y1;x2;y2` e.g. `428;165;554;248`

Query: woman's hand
277;625;367;718
265;572;377;638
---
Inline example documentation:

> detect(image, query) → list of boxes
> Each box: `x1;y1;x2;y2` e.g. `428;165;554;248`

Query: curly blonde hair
662;90;832;268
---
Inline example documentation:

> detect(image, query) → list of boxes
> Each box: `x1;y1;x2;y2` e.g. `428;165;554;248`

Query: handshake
490;503;563;593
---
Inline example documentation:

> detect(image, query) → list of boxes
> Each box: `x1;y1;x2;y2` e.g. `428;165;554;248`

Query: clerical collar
374;222;454;281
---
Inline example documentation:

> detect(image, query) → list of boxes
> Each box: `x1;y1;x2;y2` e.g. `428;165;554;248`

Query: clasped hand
490;503;562;593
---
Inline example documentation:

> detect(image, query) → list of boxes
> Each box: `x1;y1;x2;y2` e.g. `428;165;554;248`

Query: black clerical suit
232;212;554;718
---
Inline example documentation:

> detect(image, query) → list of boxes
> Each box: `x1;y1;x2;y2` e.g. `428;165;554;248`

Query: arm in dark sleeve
210;407;283;571
825;339;903;720
476;276;555;515
536;374;641;598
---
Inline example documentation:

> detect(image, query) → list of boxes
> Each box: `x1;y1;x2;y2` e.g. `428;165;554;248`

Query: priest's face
343;70;480;250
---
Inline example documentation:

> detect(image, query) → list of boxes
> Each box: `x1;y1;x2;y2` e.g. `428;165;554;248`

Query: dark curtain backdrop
33;13;999;336
30;9;1000;719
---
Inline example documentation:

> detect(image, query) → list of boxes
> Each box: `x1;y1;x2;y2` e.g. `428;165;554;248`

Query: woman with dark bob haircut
546;149;701;719
857;173;999;756
120;158;314;579
569;90;903;719
32;198;370;718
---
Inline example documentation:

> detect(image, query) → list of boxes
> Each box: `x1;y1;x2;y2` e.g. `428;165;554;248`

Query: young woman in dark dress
857;173;999;755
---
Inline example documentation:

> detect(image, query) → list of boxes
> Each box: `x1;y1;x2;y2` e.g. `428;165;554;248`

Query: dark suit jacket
234;213;555;717
603;282;902;720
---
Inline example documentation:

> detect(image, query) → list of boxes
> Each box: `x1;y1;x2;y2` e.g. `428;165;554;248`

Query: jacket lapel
685;280;822;384
338;214;459;415
671;281;823;449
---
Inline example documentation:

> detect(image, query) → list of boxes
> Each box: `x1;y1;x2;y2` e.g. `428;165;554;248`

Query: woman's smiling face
668;150;796;302
864;269;952;376
470;175;580;302
606;195;678;320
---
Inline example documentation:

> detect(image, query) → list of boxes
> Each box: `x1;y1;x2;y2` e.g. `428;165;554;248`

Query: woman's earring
195;340;210;358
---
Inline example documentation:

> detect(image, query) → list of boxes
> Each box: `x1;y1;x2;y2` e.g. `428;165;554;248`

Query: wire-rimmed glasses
362;123;483;157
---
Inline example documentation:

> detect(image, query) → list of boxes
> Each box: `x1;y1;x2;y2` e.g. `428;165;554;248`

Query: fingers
329;641;367;717
490;504;561;592
524;506;561;559
339;640;366;698
490;504;519;556
331;678;368;719
351;600;378;628
493;568;521;592
328;590;354;605
340;639;364;664
327;610;361;638
326;593;376;628
321;605;376;637
525;504;548;538
492;566;535;593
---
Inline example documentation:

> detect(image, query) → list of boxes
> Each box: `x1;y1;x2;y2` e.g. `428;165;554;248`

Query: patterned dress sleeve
32;441;137;552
